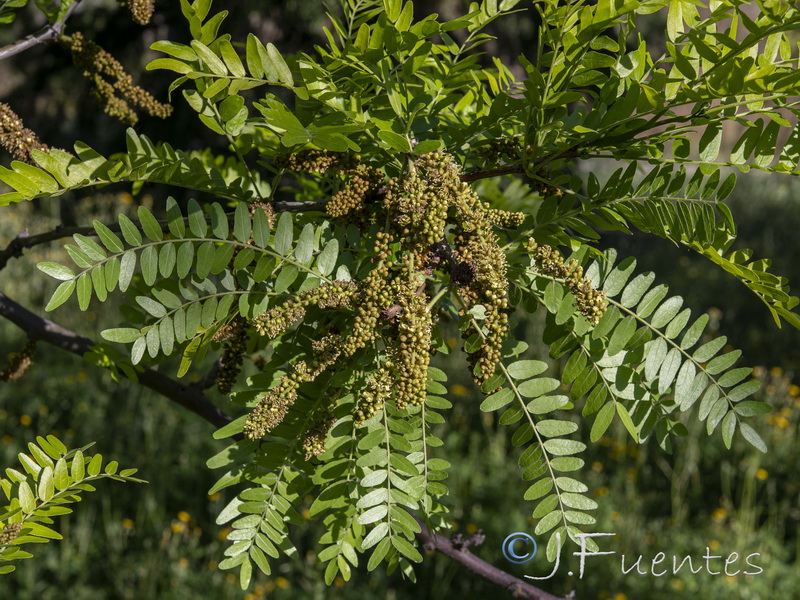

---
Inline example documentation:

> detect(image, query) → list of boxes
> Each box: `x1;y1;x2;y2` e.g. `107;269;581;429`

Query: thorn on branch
451;529;486;550
0;0;82;63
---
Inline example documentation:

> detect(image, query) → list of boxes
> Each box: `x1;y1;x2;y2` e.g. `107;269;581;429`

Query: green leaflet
467;300;595;561
526;247;764;452
0;131;270;205
0;435;144;575
36;201;341;369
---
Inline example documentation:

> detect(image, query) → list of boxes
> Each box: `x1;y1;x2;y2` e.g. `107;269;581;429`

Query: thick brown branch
0;225;92;272
0;291;234;431
414;517;568;600
0;1;82;62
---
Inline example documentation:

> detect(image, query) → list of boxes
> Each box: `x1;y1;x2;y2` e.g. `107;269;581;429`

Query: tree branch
274;200;327;212
459;149;583;183
0;291;235;431
460;164;526;182
0;0;82;63
414;517;569;600
0;225;88;272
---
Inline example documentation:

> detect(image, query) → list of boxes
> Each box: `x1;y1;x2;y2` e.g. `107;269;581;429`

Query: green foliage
520;247;767;452
2;0;800;593
36;199;341;377
0;434;144;575
0;133;269;206
0;0;27;24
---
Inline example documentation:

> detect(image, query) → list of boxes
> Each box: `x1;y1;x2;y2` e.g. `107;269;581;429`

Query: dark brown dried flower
216;318;249;395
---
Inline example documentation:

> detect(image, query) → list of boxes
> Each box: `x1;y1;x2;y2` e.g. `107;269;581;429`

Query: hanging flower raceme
0;104;48;164
67;32;172;125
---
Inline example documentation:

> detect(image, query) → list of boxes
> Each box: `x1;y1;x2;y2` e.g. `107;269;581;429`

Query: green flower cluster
253;281;357;338
454;222;510;389
263;149;524;415
0;103;48;164
302;411;336;460
414;158;514;391
119;0;154;25
382;151;520;395
215;317;249;395
486;208;525;228
244;334;342;440
68;32;172;125
277;149;382;219
341;260;392;357
527;239;607;324
391;262;431;410
327;164;383;219
275;149;360;173
354;367;392;426
309;332;343;373
383;153;455;249
243;371;300;439
0;522;22;545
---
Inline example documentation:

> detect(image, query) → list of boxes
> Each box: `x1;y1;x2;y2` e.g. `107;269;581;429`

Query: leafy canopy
3;0;800;590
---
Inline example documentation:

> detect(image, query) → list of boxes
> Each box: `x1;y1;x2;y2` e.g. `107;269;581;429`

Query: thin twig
274;200;327;212
459;150;581;183
0;0;82;63
0;291;236;432
413;515;568;600
0;225;94;272
460;164;526;182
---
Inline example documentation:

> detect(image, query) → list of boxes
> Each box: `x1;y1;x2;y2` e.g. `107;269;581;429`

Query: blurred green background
1;1;799;599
